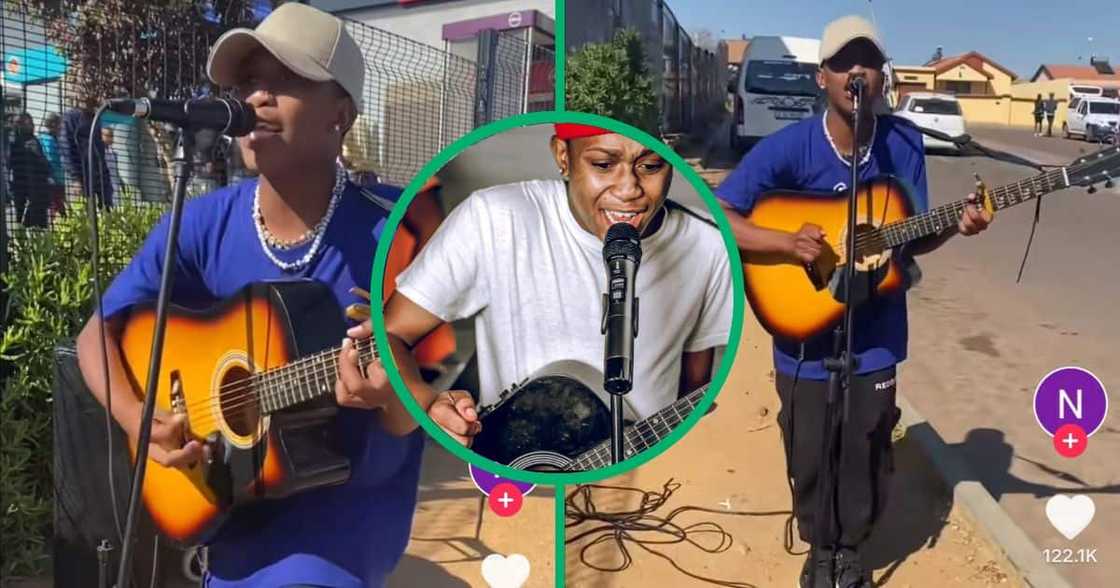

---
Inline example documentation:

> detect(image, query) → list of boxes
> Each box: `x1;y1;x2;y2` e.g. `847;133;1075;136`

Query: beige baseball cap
207;3;365;110
818;15;887;64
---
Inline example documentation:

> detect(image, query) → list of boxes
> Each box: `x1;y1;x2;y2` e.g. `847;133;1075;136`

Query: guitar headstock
1065;145;1120;192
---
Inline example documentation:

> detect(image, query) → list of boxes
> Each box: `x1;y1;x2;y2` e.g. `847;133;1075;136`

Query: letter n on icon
1059;389;1083;420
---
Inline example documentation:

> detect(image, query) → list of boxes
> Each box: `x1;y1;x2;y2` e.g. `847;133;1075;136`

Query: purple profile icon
468;463;535;496
1033;366;1109;437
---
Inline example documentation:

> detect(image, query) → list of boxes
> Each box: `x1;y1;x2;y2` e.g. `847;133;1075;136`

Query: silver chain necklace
822;108;877;168
253;164;346;272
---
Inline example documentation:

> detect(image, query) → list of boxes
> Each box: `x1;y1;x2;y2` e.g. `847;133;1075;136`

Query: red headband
554;123;612;140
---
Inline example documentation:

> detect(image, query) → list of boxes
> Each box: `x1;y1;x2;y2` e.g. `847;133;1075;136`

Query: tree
566;29;659;136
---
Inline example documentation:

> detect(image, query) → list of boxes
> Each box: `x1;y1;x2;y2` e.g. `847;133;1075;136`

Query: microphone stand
602;296;637;465
808;82;864;586
114;127;196;588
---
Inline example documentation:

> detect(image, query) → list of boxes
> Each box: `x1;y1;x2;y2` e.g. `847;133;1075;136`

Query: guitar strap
357;184;399;241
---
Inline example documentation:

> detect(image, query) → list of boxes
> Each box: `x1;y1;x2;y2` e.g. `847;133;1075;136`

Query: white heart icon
481;553;530;588
1045;494;1095;540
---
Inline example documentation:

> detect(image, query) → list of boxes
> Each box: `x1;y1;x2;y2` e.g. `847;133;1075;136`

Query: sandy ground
388;441;556;588
563;315;1020;588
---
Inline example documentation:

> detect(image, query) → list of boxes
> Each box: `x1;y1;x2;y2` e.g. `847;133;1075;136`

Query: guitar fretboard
877;167;1068;250
566;383;709;471
255;338;378;414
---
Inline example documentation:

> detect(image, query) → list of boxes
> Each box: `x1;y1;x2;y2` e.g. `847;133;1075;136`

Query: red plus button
1053;423;1088;458
488;482;524;517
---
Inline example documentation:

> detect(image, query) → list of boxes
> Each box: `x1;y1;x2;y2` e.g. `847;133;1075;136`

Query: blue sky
672;0;1120;80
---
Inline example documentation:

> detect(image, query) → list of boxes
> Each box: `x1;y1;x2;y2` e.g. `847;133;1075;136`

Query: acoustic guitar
470;362;710;471
118;280;376;544
743;145;1120;342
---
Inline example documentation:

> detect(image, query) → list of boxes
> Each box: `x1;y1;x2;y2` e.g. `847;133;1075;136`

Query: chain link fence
2;0;546;244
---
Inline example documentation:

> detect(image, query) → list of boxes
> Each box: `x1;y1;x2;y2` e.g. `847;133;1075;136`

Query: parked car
1064;97;1120;143
894;92;967;151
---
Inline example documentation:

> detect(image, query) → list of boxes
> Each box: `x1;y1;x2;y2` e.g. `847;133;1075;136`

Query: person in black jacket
62;96;113;209
1033;94;1044;136
8;112;52;227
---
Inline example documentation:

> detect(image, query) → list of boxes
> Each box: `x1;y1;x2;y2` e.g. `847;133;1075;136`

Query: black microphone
106;98;256;137
847;75;866;96
602;223;642;395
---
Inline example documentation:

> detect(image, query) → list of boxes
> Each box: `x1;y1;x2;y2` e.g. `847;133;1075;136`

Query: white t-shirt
396;179;733;420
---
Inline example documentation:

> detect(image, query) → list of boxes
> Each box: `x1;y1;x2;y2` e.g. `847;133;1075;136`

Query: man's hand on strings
335;319;393;410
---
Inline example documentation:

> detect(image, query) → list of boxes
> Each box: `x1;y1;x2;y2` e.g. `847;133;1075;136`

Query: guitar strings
572;395;702;471
172;338;379;429
182;344;376;425
177;335;378;412
185;340;375;422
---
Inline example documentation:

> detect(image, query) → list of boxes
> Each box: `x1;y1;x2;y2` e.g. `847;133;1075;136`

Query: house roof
1031;64;1120;82
925;51;1018;80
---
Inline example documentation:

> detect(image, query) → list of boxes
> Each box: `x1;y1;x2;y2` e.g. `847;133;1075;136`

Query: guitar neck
879;166;1069;249
257;338;378;414
567;383;709;471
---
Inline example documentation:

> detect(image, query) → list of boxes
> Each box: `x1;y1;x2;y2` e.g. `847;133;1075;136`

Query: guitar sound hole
220;366;261;437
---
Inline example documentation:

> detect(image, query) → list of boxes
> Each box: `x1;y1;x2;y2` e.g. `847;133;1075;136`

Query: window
940;80;972;94
744;60;819;96
911;98;962;115
1089;101;1120;115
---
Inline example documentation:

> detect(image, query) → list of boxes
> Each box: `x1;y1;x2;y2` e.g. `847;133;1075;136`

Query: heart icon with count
481;553;530;588
1045;495;1095;540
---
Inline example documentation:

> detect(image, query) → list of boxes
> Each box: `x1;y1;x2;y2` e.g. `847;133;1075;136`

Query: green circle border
370;110;745;485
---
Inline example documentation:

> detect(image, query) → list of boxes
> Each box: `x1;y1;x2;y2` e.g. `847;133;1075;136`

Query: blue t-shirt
715;113;929;380
101;179;423;587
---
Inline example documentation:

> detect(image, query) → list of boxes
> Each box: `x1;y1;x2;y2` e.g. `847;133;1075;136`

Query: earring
333;124;341;133
560;169;569;181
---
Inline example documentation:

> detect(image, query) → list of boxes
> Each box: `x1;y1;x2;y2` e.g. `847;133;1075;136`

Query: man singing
77;5;424;586
715;16;991;588
381;124;733;448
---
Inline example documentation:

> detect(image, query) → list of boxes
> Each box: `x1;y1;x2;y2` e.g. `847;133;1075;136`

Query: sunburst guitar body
743;145;1120;342
744;177;913;342
117;280;377;545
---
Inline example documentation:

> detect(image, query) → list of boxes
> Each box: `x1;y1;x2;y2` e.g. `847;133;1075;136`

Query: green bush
1;200;164;577
566;28;659;135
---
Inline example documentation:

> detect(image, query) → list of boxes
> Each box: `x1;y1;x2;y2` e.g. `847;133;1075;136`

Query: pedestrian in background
1044;92;1058;137
63;95;114;209
1032;94;1044;136
9;112;52;227
39;113;67;218
101;126;125;197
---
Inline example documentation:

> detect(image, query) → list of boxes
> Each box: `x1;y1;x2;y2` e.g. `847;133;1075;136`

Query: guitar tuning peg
1087;184;1098;194
1105;175;1115;189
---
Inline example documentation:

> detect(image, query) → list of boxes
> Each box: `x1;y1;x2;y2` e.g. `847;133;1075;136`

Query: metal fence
1;0;545;241
566;0;723;135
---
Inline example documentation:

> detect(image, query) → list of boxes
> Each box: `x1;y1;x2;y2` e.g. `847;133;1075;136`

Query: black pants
776;367;901;547
1046;116;1055;136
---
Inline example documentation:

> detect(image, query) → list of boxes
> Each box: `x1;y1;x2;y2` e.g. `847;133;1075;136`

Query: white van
1068;84;1103;113
729;36;821;150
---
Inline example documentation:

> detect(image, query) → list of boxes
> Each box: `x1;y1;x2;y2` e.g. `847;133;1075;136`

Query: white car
1064;97;1120;143
894;92;967;152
